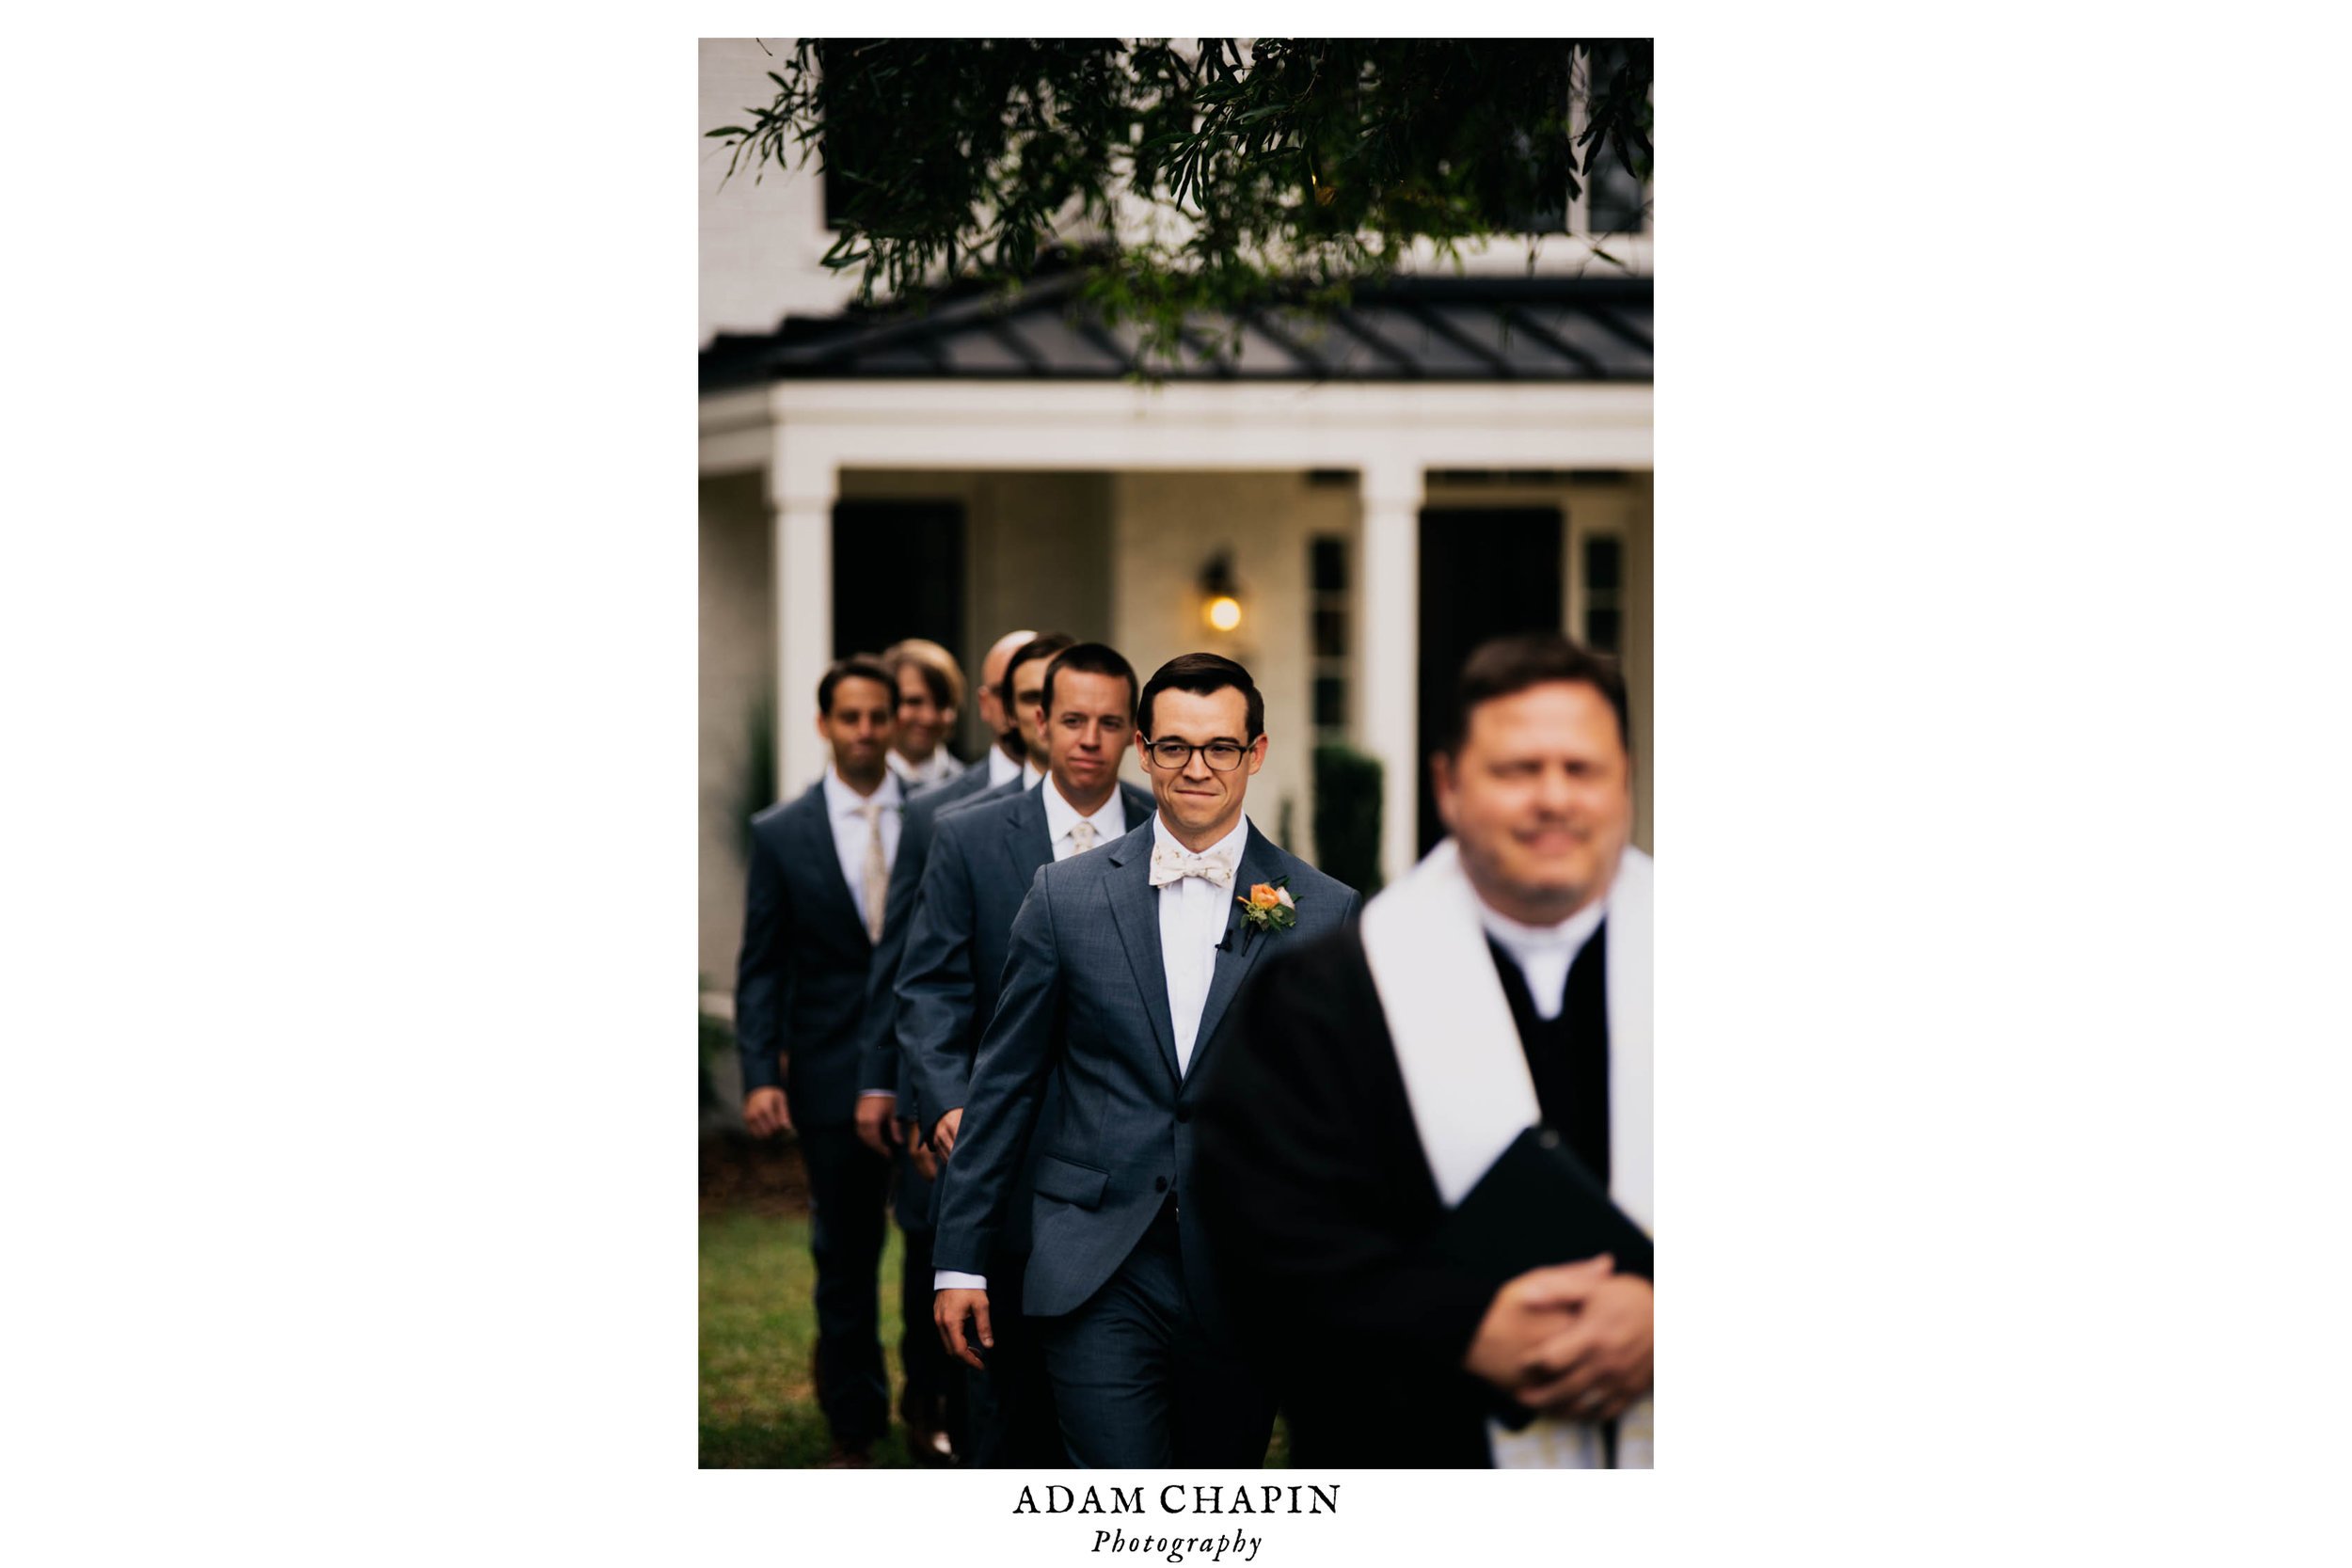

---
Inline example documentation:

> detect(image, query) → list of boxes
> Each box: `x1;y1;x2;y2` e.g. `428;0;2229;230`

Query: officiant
1196;632;1654;1468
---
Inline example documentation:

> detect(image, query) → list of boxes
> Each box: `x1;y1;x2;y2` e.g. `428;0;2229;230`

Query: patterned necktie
856;800;887;943
1068;817;1097;856
1149;843;1235;889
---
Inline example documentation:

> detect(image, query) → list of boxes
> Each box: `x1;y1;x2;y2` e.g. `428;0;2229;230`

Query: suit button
1175;1108;1191;1124
1154;1176;1168;1192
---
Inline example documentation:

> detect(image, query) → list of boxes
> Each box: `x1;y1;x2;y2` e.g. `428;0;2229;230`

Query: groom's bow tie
1149;844;1236;889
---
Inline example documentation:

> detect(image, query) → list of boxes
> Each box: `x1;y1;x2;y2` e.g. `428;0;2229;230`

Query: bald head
976;627;1036;749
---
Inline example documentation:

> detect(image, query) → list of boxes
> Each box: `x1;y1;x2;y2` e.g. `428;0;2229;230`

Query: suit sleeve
734;826;794;1095
930;863;1062;1276
1197;940;1496;1373
893;814;983;1127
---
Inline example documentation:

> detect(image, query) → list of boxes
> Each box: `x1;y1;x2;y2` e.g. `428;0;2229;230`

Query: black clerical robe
1195;920;1629;1468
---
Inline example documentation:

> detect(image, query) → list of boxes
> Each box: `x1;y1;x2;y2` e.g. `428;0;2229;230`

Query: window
1584;147;1648;235
1490;44;1651;238
1496;51;1572;235
816;39;897;232
1581;533;1623;656
1309;535;1351;741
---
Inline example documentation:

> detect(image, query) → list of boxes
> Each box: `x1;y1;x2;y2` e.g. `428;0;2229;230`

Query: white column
1359;458;1424;887
770;432;836;800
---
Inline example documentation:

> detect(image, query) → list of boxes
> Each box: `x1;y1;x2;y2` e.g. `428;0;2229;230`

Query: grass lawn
699;1161;1289;1468
699;1211;919;1468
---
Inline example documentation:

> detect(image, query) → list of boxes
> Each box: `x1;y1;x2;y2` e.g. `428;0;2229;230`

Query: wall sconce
1200;552;1244;633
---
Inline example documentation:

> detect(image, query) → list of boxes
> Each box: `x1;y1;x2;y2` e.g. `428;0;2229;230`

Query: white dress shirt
825;766;904;1104
985;746;1024;787
1154;811;1251;1077
1040;776;1127;862
822;766;903;932
1473;891;1607;1021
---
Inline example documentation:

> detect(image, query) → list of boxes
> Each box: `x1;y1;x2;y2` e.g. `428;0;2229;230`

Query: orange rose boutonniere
1237;877;1299;938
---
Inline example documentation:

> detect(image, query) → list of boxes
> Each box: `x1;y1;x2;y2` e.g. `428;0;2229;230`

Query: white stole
1359;837;1654;1468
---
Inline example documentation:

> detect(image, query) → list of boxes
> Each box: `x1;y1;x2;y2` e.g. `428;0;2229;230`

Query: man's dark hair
1138;652;1264;739
1000;633;1075;712
1041;642;1139;721
1440;632;1630;758
818;656;896;717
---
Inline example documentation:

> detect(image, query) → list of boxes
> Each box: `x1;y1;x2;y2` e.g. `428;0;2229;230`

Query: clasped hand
1462;1254;1653;1423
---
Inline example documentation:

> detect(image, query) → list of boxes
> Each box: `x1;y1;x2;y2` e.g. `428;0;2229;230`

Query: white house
697;38;1653;1005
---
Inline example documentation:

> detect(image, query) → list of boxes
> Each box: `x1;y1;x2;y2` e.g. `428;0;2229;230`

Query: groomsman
875;629;1046;850
994;632;1063;784
862;632;970;1461
857;633;1073;1142
972;628;1042;791
884;638;968;793
735;657;905;1467
1197;633;1655;1467
934;653;1359;1467
858;632;1074;1135
899;642;1156;1465
851;630;1071;1460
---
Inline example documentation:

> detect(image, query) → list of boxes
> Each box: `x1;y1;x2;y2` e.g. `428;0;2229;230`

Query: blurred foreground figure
1200;633;1654;1467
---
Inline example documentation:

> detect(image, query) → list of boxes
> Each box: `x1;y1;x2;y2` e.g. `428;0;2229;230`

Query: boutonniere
1236;877;1299;938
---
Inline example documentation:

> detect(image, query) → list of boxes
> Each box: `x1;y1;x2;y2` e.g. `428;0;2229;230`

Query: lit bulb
1206;595;1243;632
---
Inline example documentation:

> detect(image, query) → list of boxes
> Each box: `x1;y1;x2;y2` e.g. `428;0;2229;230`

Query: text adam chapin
1013;1483;1341;1564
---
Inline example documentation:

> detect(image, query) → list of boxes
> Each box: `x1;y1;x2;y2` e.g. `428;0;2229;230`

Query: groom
931;652;1359;1467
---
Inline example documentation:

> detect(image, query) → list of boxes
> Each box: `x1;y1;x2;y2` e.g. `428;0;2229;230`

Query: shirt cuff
857;1089;897;1099
933;1270;988;1291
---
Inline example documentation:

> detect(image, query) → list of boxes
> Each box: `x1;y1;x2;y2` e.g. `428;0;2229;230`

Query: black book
1432;1126;1654;1437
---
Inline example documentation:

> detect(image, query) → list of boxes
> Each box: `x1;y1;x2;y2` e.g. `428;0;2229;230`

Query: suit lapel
793;784;867;944
999;782;1053;890
1184;826;1284;1087
1102;827;1183;1088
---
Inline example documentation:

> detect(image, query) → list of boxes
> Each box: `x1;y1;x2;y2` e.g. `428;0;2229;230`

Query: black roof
700;273;1651;390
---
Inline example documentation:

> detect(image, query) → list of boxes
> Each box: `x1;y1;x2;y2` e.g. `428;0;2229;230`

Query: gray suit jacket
736;781;880;1129
932;818;1359;1330
896;778;1156;1131
853;766;1025;1112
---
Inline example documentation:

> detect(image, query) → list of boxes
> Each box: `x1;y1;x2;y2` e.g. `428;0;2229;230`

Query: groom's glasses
1141;736;1249;771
